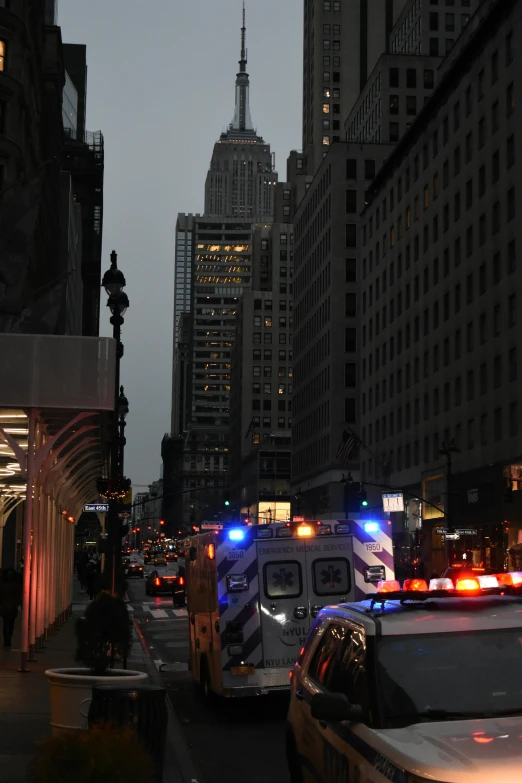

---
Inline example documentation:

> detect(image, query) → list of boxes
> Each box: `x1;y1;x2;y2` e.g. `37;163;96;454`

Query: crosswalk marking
173;608;188;618
151;609;169;619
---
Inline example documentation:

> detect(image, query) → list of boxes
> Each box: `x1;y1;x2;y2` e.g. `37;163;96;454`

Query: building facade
292;142;394;519
360;0;522;575
345;52;442;144
302;0;408;175
390;0;479;57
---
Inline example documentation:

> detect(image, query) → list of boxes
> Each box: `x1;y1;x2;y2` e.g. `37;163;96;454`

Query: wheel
286;731;304;783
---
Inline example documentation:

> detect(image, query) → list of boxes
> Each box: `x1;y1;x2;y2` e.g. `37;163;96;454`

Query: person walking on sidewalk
0;568;22;648
84;559;98;601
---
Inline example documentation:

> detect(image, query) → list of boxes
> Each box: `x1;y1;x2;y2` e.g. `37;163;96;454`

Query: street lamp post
101;251;130;594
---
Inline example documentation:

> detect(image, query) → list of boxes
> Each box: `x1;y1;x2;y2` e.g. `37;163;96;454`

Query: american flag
336;429;361;465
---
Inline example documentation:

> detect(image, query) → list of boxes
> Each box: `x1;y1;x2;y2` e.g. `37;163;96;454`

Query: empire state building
204;4;277;220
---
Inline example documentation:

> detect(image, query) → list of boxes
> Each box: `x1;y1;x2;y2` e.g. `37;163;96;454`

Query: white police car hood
369;716;522;782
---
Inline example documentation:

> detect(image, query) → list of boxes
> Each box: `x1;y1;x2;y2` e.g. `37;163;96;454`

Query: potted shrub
45;592;148;733
28;724;155;783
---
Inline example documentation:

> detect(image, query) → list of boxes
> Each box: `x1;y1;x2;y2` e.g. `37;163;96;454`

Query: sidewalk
0;579;185;783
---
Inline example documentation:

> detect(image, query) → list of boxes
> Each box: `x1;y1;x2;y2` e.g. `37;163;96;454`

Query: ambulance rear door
303;533;355;621
257;537;310;669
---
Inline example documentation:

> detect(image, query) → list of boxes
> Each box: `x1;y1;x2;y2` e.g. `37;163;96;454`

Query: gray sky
58;0;302;490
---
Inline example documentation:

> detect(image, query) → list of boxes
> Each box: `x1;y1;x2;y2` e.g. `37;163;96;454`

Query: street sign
84;503;109;513
118;512;131;520
445;533;460;540
201;523;224;530
435;528;478;536
382;493;404;512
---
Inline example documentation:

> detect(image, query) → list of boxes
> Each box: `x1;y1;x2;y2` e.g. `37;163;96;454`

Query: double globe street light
100;251;131;593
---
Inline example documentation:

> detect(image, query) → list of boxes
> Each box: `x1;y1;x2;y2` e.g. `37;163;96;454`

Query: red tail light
178;576;185;586
154;578;161;586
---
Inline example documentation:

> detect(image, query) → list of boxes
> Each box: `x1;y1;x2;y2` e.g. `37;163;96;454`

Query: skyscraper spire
231;0;253;133
239;0;247;73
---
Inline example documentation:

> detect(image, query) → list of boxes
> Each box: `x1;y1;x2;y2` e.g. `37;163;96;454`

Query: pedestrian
77;550;88;592
0;568;22;648
84;560;98;601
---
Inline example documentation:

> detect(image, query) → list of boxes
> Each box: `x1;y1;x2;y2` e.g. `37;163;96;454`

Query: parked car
146;570;182;596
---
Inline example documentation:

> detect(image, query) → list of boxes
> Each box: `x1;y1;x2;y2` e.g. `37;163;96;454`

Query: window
389;123;399;142
323;0;331;9
364;160;376;180
478;165;486;196
345;398;356;423
253;366;261;378
346;159;356;179
509;295;516;327
346;225;357;248
389;94;399;114
345;327;356;352
346;190;357;213
346;258;356;282
507;188;515;222
0;40;4;72
507;134;515;168
345;363;356;387
406;95;417;115
508;241;516;274
263;383;271;394
492;100;499;133
308;624;368;716
389;67;399;88
507;83;514;117
429;12;439;31
509;348;517;382
430;38;439;56
264;560;302;598
445;12;455;31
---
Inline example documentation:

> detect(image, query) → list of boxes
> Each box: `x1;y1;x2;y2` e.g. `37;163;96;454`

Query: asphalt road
127;557;290;783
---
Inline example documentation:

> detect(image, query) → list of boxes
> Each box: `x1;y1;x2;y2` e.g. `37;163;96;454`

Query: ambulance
185;518;394;698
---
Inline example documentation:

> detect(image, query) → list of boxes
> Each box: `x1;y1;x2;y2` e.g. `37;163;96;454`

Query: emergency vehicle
287;573;522;783
185;518;394;698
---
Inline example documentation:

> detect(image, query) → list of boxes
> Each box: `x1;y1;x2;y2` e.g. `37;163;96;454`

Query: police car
287;572;522;783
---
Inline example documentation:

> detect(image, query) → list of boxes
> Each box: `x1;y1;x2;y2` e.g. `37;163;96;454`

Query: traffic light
224;490;231;507
359;487;369;509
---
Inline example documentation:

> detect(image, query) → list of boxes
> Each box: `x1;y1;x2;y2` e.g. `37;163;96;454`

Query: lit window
322;135;330;146
323;103;330;114
0;40;4;72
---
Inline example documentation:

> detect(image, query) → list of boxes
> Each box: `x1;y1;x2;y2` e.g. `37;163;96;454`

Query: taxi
287;573;522;783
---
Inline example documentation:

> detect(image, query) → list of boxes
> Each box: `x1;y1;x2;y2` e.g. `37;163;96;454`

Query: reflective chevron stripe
216;534;262;670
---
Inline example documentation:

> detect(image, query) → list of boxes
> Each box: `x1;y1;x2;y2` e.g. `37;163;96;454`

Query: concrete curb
132;617;204;783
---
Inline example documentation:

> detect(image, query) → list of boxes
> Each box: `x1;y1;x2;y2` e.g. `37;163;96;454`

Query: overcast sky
58;0;302;491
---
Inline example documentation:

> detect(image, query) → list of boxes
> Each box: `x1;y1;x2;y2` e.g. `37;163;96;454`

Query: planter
45;668;149;734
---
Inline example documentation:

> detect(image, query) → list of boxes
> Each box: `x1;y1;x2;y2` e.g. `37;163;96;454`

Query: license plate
231;665;255;676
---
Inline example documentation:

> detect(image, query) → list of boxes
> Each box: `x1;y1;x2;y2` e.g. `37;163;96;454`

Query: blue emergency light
228;529;245;542
363;521;380;534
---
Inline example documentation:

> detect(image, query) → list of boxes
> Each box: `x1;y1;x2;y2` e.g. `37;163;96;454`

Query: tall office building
359;0;522;575
173;213;197;348
165;6;277;531
302;0;408;175
204;6;276;220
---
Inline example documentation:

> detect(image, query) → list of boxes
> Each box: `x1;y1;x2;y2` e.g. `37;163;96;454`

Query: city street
127;559;290;783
